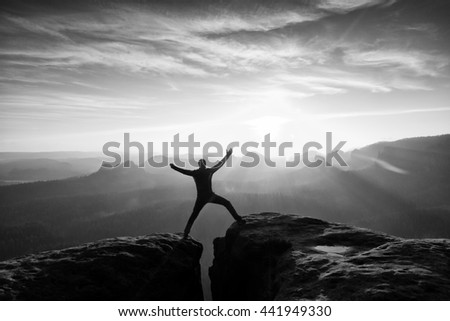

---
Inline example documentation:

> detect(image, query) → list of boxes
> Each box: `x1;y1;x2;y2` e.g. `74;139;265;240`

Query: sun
244;115;291;137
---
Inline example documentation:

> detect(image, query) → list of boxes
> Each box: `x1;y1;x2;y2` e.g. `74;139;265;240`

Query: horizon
0;132;449;156
1;0;450;152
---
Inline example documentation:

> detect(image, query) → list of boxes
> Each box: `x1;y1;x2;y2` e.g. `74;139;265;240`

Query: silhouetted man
170;148;244;237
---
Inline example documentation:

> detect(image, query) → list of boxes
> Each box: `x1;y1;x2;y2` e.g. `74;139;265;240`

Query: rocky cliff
210;213;450;300
0;233;203;300
2;213;449;301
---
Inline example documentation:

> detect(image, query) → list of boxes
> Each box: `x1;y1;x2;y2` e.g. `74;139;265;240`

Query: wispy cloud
344;49;449;77
273;73;392;94
318;0;397;12
2;14;70;41
1;0;450;150
170;9;322;35
314;107;450;120
1;0;448;83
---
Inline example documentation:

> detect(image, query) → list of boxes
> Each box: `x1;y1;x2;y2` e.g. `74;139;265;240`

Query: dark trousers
184;193;241;235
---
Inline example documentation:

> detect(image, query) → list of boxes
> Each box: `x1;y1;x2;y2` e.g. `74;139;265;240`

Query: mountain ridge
210;213;450;300
0;233;203;300
1;213;449;300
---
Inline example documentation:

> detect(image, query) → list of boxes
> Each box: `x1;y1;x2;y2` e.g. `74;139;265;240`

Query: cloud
2;14;70;41
273;73;392;94
1;0;450;130
317;0;397;13
344;49;449;77
1;0;447;85
170;9;322;35
314;107;450;120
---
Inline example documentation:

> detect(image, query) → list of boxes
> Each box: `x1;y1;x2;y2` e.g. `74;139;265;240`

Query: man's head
198;159;206;168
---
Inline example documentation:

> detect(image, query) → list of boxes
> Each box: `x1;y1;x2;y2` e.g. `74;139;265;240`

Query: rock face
210;213;450;300
0;233;203;300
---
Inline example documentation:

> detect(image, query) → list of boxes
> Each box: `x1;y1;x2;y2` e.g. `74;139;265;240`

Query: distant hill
349;134;450;170
0;151;103;161
0;157;103;185
0;161;153;205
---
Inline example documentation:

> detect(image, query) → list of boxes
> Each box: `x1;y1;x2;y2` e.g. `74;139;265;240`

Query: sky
1;0;449;153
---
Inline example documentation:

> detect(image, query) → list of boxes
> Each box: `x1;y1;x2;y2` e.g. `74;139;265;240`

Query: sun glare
244;115;291;136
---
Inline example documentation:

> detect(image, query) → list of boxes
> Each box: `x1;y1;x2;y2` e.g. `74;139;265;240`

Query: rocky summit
0;233;203;300
1;213;449;301
210;212;450;300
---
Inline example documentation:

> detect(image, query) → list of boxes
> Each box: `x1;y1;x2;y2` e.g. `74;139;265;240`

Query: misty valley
1;134;450;298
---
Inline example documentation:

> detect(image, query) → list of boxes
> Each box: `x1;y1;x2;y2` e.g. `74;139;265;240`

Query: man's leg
210;194;243;222
184;198;206;237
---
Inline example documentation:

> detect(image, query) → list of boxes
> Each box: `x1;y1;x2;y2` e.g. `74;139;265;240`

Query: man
170;148;244;237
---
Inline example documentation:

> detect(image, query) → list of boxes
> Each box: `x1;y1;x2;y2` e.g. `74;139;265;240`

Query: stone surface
210;213;450;300
0;233;203;300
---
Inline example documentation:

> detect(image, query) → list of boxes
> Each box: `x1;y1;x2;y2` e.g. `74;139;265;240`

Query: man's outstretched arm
211;148;232;172
170;163;193;176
